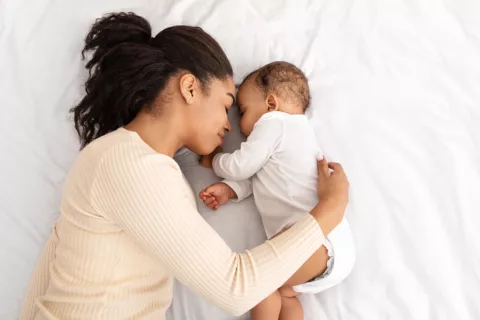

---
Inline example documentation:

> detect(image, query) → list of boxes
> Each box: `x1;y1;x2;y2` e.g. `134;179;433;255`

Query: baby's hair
243;61;310;112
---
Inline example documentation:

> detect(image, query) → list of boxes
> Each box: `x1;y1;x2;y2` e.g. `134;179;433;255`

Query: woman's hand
311;156;350;235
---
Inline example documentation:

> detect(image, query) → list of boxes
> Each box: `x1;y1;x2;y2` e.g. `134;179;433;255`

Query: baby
200;62;355;320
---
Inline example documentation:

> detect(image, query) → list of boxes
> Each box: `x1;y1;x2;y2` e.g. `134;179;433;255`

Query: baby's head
237;61;310;136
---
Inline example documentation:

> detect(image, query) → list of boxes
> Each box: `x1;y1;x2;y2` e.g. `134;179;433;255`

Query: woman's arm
19;232;57;319
92;144;325;316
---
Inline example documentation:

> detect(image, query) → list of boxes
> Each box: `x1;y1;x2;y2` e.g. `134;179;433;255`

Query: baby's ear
265;94;279;112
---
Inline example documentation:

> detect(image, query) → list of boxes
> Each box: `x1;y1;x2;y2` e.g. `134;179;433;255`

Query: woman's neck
125;111;185;158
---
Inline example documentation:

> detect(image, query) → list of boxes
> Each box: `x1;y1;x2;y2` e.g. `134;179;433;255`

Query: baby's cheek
238;117;245;131
239;120;249;136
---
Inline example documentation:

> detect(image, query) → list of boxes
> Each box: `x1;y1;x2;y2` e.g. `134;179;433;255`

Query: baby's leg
286;243;329;287
279;286;303;320
251;290;282;320
272;228;330;290
271;228;329;287
250;246;327;320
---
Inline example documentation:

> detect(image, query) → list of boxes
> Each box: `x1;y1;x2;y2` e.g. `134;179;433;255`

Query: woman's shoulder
77;128;181;176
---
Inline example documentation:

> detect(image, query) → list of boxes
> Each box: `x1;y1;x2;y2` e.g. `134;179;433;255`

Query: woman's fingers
317;157;329;178
328;162;349;186
328;162;347;181
328;162;343;172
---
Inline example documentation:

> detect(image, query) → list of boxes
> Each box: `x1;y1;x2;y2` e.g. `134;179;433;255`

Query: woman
20;12;349;319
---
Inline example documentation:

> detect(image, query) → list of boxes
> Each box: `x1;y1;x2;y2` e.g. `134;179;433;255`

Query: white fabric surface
1;0;480;319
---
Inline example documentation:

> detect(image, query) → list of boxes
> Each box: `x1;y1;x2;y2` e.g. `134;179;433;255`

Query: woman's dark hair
71;12;233;148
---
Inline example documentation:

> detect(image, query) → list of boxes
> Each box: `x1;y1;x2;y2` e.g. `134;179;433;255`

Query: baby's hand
199;183;236;210
199;147;223;168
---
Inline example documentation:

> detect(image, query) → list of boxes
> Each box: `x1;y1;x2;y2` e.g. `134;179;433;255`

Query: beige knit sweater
20;128;325;320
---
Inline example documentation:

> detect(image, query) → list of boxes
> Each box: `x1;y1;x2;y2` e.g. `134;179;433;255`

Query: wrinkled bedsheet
1;0;479;319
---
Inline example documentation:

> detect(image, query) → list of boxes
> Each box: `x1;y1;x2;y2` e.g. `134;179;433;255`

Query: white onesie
213;111;355;293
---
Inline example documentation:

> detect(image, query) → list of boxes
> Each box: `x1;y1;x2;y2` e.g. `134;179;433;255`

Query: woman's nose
225;119;232;133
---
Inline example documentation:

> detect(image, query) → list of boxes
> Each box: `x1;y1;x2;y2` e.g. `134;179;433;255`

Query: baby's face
236;77;268;136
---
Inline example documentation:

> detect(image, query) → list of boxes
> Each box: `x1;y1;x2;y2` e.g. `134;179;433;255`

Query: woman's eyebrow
227;93;236;105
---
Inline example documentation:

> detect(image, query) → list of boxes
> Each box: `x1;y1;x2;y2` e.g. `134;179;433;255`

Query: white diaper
293;218;355;294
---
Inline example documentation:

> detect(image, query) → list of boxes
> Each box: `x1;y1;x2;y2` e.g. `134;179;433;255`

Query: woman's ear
179;73;197;104
265;94;279;112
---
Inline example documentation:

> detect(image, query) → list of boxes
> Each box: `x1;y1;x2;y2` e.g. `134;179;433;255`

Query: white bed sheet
1;0;480;319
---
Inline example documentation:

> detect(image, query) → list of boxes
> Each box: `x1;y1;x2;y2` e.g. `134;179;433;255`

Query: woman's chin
188;144;218;156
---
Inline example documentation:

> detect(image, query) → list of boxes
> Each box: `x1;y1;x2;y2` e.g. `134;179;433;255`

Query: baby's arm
223;179;252;202
213;116;284;180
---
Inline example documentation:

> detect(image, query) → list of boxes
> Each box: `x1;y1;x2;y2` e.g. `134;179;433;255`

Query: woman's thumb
317;154;329;177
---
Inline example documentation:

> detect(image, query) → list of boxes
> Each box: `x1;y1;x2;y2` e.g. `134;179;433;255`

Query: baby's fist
199;183;236;210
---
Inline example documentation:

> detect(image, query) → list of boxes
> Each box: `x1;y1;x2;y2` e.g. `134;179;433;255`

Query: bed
1;0;479;319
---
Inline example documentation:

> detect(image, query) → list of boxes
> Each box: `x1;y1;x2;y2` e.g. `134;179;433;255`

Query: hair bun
82;12;152;68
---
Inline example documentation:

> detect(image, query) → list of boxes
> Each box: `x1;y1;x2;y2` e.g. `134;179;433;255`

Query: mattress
1;0;479;319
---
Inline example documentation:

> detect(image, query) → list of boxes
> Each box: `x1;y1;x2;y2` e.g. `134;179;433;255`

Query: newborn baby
200;62;355;320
